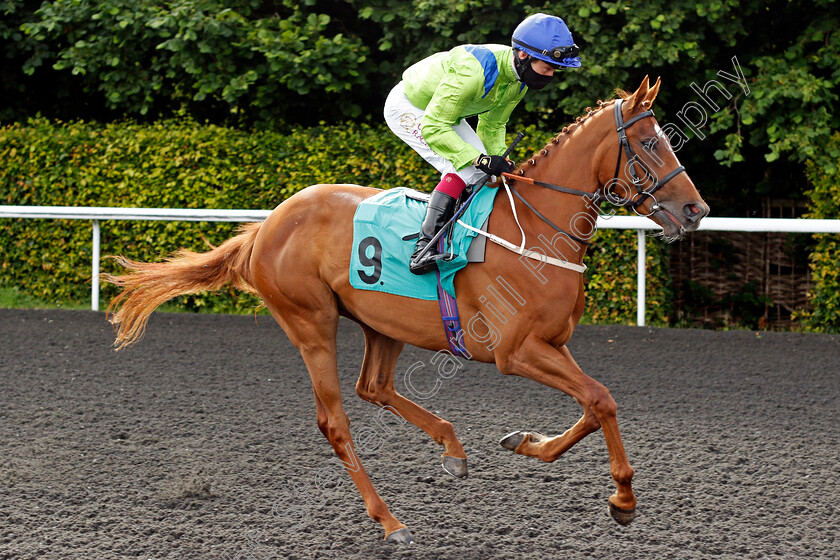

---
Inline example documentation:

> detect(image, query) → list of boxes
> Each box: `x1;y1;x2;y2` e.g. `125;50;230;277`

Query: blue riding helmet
512;13;581;68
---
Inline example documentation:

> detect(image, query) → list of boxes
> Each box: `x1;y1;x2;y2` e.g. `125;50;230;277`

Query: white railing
2;205;839;324
594;216;840;326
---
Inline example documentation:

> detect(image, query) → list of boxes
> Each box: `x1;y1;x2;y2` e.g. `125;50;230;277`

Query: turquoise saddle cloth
350;187;496;300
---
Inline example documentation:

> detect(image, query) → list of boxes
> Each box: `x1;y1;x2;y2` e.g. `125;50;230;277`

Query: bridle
612;98;685;216
501;98;687;242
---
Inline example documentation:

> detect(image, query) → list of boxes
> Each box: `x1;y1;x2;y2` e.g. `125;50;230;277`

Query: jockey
384;13;581;275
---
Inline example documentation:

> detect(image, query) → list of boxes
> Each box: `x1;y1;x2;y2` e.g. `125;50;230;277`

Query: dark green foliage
584;229;672;326
13;0;371;124
4;1;837;175
1;0;836;217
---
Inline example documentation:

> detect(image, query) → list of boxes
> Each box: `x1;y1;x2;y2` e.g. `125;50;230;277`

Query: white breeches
383;81;487;186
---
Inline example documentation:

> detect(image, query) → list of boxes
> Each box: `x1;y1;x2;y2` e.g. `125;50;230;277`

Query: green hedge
0;118;669;323
798;132;840;332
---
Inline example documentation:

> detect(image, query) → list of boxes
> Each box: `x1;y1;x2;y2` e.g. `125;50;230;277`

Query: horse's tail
103;222;262;350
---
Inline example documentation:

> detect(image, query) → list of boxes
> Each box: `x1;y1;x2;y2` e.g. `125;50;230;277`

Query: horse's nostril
683;203;704;221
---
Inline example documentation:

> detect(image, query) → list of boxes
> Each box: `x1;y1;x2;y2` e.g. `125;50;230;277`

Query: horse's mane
509;91;627;178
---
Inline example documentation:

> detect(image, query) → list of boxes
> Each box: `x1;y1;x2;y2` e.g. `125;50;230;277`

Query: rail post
637;229;646;327
92;219;100;311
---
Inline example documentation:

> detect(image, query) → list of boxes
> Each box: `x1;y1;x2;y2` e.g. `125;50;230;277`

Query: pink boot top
433;173;467;198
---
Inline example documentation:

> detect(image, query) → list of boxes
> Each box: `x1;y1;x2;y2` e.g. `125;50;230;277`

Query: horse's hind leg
265;302;414;543
355;325;468;477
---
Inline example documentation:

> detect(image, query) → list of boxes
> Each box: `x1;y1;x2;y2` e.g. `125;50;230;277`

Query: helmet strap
513;50;531;81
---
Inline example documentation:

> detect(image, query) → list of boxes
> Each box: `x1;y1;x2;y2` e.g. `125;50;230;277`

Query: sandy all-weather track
0;308;838;559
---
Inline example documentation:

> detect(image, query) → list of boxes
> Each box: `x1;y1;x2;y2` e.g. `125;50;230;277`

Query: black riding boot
409;190;457;275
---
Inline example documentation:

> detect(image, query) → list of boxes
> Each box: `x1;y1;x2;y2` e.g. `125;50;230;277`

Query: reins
498;174;593;246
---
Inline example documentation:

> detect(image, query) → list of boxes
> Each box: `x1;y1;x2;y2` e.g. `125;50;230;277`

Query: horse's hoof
385;527;416;545
608;500;636;526
499;431;526;451
442;455;468;478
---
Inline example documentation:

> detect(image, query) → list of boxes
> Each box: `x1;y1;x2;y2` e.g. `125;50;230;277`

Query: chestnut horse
105;77;709;544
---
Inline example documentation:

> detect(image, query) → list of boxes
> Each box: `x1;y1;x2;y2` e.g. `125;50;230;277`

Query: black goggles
512;38;580;66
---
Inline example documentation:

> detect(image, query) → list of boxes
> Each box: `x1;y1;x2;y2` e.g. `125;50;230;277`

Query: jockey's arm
417;60;486;171
477;97;521;157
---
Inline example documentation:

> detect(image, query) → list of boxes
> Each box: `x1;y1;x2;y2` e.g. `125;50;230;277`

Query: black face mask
514;54;554;90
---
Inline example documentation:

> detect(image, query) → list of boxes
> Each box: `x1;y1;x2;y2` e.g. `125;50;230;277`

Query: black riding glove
474;154;515;177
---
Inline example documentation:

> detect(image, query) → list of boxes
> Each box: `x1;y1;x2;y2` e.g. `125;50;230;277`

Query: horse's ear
641;76;662;110
629;75;651;111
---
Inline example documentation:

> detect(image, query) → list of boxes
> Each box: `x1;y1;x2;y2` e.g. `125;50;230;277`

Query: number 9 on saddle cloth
349;186;495;301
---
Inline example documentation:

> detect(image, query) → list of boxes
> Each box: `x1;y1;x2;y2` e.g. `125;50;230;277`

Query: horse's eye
641;138;658;151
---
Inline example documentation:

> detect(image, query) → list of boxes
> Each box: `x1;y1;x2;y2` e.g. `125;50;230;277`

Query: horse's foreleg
500;400;601;462
501;345;602;461
270;307;414;544
355;326;468;478
500;336;636;525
